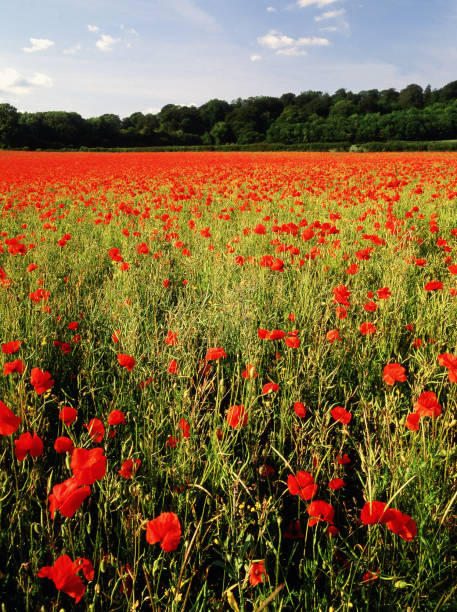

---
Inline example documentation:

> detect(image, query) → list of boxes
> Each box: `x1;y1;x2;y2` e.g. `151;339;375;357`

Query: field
1;151;457;611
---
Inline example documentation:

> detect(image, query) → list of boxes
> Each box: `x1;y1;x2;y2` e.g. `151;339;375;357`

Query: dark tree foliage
2;80;457;149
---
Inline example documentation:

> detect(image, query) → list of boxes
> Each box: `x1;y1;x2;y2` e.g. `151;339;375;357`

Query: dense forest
1;81;457;149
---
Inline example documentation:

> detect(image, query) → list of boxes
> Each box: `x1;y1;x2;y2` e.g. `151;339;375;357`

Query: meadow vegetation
0;151;457;611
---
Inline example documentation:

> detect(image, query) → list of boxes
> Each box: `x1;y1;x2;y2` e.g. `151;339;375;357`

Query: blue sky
1;0;456;117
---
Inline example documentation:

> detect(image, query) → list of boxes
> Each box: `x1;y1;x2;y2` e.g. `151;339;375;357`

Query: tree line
1;81;457;149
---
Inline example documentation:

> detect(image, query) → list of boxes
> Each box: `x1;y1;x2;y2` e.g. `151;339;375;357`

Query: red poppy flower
326;329;340;343
262;382;279;394
413;391;441;417
117;353;135;371
30;367;54;395
168;359;179;374
54;436;74;454
362;571;379;583
226;405;248;428
328;478;345;490
205;347;226;361
285;334;300;348
383;363;407;385
385;510;417;541
360;501;396;525
331;406;352;424
424;280;443;291
405;411;421;430
67;321;79;330
146;512;181;552
112;329;120;343
359;322;377;336
107;410;126;426
3;359;25;375
1;340;21;354
48;477;91;519
38;554;93;604
165;331;178;346
178;418;190;438
0;399;21;435
269;330;286;340
166;435;177;448
249;561;268;586
258;328;270;339
118;458;141;479
84;418;105;443
71;447;107;485
60;406;78;426
287;471;318;500
376;287;391;299
336;453;350;465
332;285;351;306
364;301;378;312
241;364;258;379
14;431;43;461
307;500;335;526
294;402;307;418
336;306;347;319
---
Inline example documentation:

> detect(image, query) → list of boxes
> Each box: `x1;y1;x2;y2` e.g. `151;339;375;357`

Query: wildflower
14;432;43;461
249;561;268;586
205;347;226;361
60;406;77;426
84;418;105;443
71;447;107;485
107;410;126;426
54;436;74;454
118;459;141;479
2;340;21;354
48;477;91;519
30;367;54;395
117;353;135;371
0;400;21;435
146;512;181;552
331;406;352;424
294;402;307;418
226;405;248;429
262;382;279;394
287;471;318;500
383;363;407;385
38;555;94;604
3;359;25;375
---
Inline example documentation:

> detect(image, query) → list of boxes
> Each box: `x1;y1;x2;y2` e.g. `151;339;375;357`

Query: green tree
0;103;19;147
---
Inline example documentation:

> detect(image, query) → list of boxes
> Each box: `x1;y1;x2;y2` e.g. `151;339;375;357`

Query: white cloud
0;68;53;96
250;54;262;61
258;31;295;50
127;28;139;35
23;38;55;53
298;0;341;7
277;47;307;56
87;25;100;32
315;8;345;21
258;30;330;55
144;107;161;114
319;26;338;31
96;34;121;52
266;6;276;11
63;44;82;55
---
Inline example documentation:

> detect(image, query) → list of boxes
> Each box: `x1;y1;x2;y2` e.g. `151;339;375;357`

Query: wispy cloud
87;25;100;32
23;38;55;53
161;0;219;31
0;67;53;96
63;44;82;55
250;54;262;61
297;0;342;8
266;6;276;11
315;8;345;21
258;30;330;56
96;34;121;52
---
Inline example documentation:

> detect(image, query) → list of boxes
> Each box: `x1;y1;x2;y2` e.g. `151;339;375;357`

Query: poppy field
1;150;457;611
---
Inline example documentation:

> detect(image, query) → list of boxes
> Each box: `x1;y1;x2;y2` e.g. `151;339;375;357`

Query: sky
1;0;456;118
